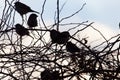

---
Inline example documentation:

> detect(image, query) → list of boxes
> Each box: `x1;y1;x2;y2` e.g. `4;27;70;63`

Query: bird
15;24;29;36
14;1;39;17
51;71;60;80
41;69;52;80
50;29;61;44
27;14;38;28
66;41;80;53
57;31;70;44
50;30;70;44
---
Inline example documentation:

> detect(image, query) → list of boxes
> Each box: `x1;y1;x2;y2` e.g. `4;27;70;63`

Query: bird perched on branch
14;1;39;17
41;69;52;80
50;29;60;43
66;41;80;53
27;14;38;28
41;69;60;80
15;24;29;36
57;31;70;44
50;29;70;44
51;71;60;80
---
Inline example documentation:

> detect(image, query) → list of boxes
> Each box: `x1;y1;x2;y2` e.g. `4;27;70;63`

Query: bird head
50;29;59;34
30;13;38;18
14;1;20;5
61;31;70;37
15;24;21;29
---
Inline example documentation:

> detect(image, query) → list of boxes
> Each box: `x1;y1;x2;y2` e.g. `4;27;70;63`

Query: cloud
79;22;119;46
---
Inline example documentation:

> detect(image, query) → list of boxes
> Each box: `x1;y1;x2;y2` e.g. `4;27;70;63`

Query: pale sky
15;0;120;27
22;0;119;40
1;0;120;29
19;0;120;30
0;0;119;45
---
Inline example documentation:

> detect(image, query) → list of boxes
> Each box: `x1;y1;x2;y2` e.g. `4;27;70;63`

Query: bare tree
0;0;120;80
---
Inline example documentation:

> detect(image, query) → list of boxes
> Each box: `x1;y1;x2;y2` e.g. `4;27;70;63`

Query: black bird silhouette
51;71;60;80
15;24;29;36
27;14;38;28
57;31;70;44
50;29;60;43
66;41;80;53
50;29;70;44
41;69;52;80
14;1;39;17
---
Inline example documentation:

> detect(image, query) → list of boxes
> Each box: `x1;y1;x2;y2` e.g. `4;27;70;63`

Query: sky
13;0;120;28
0;0;119;45
21;0;119;42
83;0;120;29
19;0;120;30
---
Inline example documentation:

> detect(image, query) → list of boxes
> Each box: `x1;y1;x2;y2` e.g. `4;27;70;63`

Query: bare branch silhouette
0;0;119;80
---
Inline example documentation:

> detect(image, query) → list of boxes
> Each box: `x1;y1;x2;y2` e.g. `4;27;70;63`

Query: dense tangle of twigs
0;0;120;80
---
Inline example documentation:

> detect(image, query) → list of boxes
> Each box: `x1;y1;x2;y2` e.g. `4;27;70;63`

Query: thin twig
59;3;86;22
